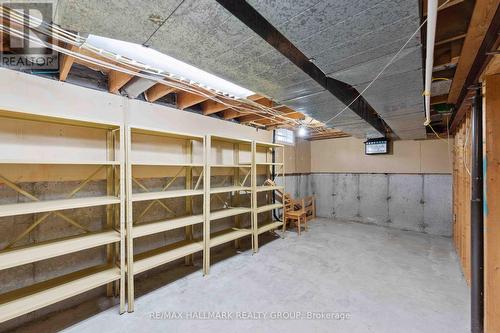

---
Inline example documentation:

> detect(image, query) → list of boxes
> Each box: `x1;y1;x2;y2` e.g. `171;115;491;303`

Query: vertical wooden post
185;140;194;265
251;141;257;253
484;74;500;333
125;126;135;312
118;127;126;314
203;135;211;275
233;143;241;249
105;130;115;297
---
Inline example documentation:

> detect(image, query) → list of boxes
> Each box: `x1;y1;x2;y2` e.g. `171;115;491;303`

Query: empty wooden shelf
130;161;204;167
255;185;284;192
210;164;251;168
0;196;121;218
0;266;120;323
209;228;252;248
131;189;203;202
205;135;254;275
256;203;283;214
252;141;285;252
257;221;284;235
209;207;252;221
210;186;251;194
132;215;204;239
0;230;120;270
0;110;126;320
0;160;119;165
133;240;204;275
126;126;206;313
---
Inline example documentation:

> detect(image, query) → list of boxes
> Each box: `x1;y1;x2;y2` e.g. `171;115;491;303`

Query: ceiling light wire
322;0;451;127
0;6;330;135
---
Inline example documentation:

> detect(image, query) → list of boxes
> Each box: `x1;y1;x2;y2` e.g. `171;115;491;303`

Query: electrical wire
0;6;333;135
322;0;451;127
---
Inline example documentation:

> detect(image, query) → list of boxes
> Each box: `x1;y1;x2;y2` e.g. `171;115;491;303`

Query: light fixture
297;126;308;137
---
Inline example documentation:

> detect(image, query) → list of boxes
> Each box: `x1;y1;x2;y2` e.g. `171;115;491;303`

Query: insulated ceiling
54;0;425;139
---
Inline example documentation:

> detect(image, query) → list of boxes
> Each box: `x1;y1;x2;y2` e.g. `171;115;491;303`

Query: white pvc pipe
424;0;438;126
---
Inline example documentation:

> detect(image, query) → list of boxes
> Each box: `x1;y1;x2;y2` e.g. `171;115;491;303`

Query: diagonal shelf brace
0;165;108;249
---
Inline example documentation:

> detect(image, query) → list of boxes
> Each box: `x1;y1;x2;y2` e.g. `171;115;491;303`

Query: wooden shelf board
133;240;203;274
132;215;204;239
210;186;251;194
0;160;119;165
256;203;283;214
210;164;251;168
210;228;252;247
255;141;284;148
131;127;204;140
255;162;283;166
0;110;120;130
258;221;284;234
131;162;204;167
209;207;251;221
0;266;120;323
210;135;252;144
0;196;121;218
255;185;284;193
131;189;203;202
0;230;120;270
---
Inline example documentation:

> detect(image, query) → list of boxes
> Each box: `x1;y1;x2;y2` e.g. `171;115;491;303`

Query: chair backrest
283;193;294;213
303;196;314;207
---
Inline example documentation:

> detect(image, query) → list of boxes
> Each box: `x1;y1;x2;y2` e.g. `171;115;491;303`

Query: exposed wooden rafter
59;44;77;81
176;91;210;110
145;83;176;102
108;71;134;94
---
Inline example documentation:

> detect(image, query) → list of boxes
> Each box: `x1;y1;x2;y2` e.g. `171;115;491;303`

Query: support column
471;86;484;333
484;74;500;333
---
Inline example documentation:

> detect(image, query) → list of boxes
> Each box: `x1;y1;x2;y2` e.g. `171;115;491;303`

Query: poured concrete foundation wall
278;173;452;237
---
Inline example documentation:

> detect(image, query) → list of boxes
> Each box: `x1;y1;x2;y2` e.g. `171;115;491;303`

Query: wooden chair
293;195;316;221
283;193;307;235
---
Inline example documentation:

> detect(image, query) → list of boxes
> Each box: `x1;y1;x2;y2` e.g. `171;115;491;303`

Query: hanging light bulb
297;126;308;137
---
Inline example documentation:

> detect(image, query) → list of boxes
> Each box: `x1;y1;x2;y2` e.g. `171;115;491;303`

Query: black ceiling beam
216;0;393;137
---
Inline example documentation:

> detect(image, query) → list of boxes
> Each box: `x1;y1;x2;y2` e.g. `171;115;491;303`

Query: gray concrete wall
279;173;452;237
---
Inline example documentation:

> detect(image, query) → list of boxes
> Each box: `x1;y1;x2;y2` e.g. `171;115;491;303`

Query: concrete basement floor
60;218;468;333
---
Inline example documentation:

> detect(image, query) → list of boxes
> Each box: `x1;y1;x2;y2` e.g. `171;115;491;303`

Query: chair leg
297;218;301;236
305;216;308;231
282;217;287;237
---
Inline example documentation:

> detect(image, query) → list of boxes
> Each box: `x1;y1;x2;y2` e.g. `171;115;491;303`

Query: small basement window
275;128;295;145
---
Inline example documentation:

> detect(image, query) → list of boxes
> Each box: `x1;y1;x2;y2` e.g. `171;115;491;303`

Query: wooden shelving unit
0;111;125;323
252;141;285;252
125;127;205;312
204;135;254;274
